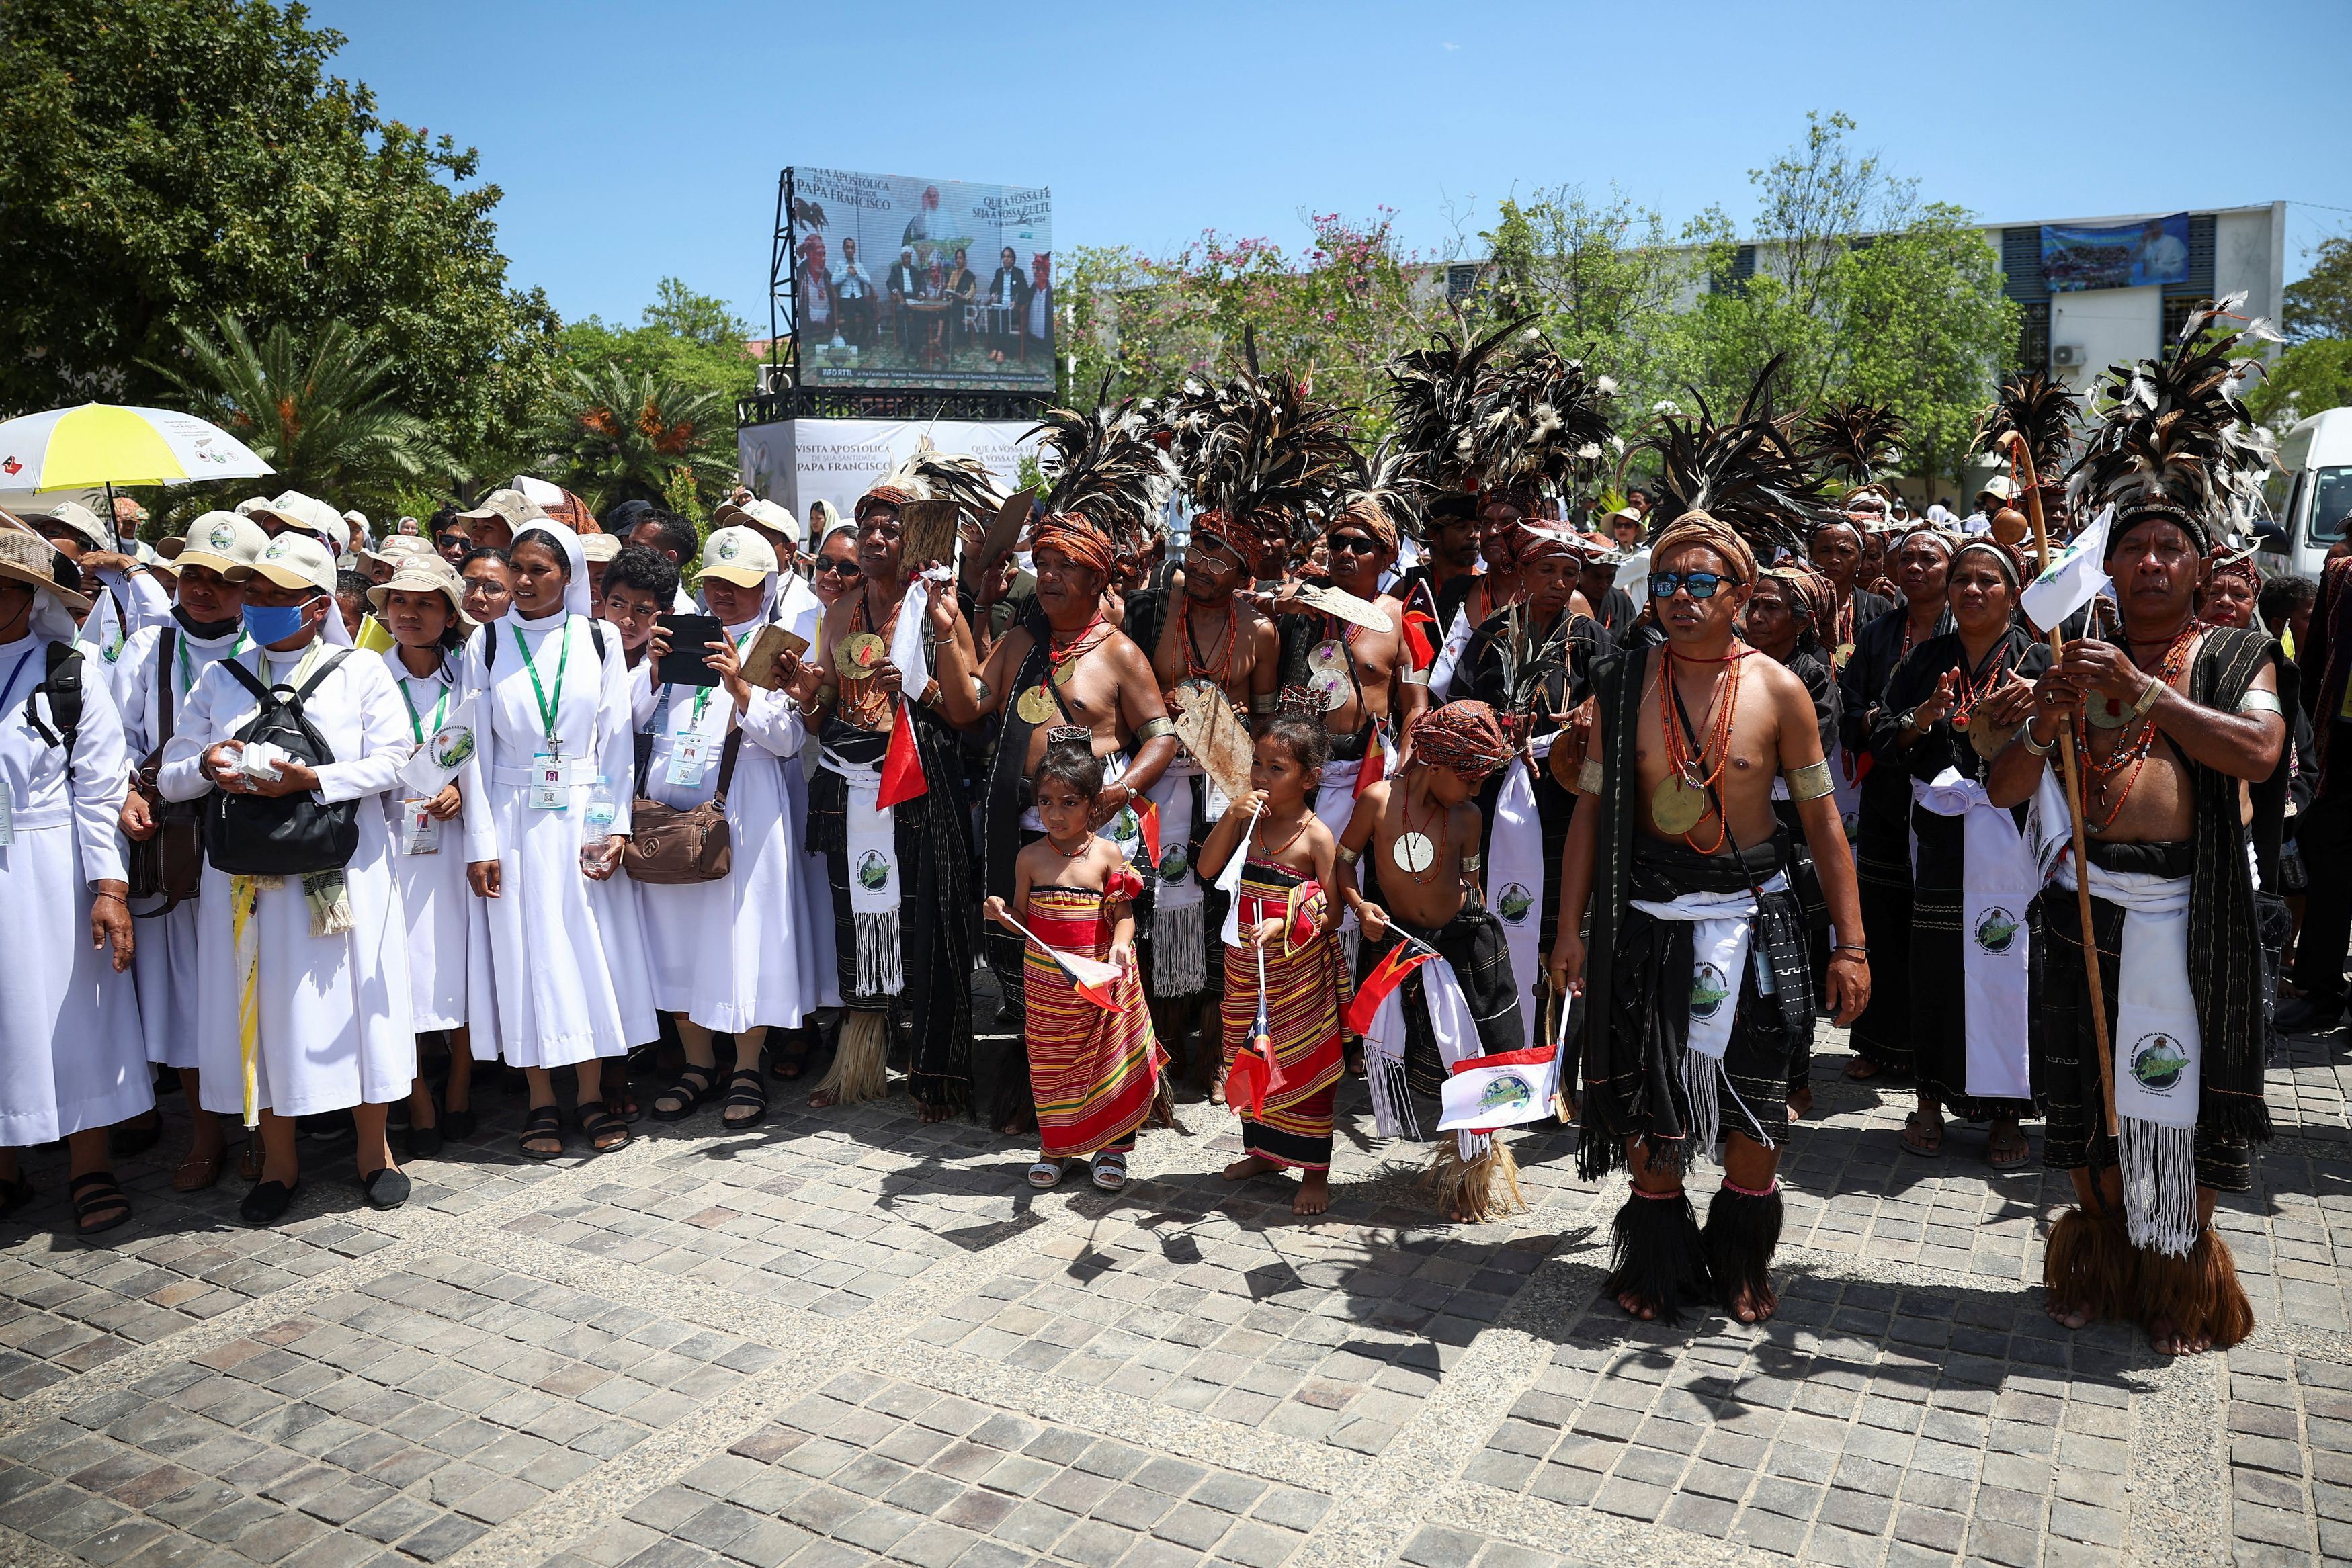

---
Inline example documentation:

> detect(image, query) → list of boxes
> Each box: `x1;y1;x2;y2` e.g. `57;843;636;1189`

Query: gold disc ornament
1016;685;1056;725
838;632;887;673
1391;830;1437;876
2085;693;2130;730
1833;642;1855;670
1650;775;1710;836
1966;708;2007;759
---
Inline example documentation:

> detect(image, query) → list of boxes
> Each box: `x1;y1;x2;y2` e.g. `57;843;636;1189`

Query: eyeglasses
815;557;860;576
1327;535;1378;555
1650;571;1729;601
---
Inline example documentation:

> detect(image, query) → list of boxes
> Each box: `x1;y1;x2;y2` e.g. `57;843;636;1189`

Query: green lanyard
178;629;249;700
511;619;572;750
398;674;451;745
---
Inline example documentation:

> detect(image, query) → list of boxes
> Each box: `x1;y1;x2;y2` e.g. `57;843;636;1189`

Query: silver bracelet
2016;722;2055;757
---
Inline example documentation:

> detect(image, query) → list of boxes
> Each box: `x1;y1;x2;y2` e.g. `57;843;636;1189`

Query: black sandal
720;1068;768;1130
69;1170;132;1239
771;1032;812;1081
651;1064;718;1123
577;1099;631;1153
519;1104;566;1161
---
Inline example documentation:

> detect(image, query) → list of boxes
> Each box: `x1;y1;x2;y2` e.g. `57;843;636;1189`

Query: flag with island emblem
1436;1044;1560;1133
2019;505;2111;633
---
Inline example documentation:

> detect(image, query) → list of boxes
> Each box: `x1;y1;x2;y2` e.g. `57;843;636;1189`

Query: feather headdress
1625;355;1827;563
1334;439;1419;546
1974;371;2078;488
1026;385;1175;535
1468;336;1619;503
1804;400;1906;484
1384;316;1529;497
2064;293;2279;552
1165;364;1355;541
855;435;1005;520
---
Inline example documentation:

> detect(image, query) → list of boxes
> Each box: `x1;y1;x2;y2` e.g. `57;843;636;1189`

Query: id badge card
528;751;569;811
399;798;441;855
666;734;710;789
0;782;13;848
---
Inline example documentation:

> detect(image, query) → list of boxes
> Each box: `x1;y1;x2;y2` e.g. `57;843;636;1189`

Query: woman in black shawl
1872;541;2047;1166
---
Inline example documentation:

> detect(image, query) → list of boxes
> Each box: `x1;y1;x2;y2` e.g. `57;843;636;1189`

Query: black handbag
127;629;206;912
203;652;360;877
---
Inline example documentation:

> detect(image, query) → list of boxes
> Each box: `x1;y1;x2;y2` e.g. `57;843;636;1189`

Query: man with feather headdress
928;400;1179;1133
1985;299;2285;1356
798;446;991;1121
1550;371;1872;1329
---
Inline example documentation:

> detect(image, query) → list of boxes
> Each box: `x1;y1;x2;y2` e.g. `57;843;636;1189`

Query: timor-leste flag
1400;578;1441;672
876;698;928;808
1342;935;1439;1037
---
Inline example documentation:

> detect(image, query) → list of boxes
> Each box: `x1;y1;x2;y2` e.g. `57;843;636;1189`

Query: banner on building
790;167;1053;393
738;417;1041;536
2040;214;2191;293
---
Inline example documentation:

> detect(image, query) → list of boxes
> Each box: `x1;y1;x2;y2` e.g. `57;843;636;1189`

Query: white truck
2257;406;2352;582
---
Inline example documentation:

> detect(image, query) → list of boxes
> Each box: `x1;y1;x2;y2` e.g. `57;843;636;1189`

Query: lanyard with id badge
515;622;577;810
0;644;49;848
662;627;751;790
397;674;452;854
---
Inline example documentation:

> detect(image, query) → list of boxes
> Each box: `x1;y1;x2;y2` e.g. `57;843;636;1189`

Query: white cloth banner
2020;506;2113;633
737;417;1042;530
1426;607;1474;701
1488;758;1545;1049
1628;873;1788;1156
823;751;903;996
1438;1045;1562;1133
2054;857;2201;1256
1913;769;2035;1100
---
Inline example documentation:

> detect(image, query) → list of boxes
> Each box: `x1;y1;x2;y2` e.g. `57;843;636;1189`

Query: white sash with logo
1487;757;1545;1049
1147;758;1204;996
1913;769;2035;1100
823;750;903;996
1628;873;1788;1157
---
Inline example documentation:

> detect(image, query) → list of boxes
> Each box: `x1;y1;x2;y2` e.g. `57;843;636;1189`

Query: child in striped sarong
1198;706;1349;1215
984;735;1162;1192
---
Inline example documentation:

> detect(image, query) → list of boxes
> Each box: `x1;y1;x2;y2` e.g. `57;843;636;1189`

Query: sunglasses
1650;570;1730;601
814;557;860;576
1327;534;1378;555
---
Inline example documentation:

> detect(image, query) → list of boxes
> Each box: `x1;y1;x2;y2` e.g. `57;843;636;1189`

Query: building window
2017;302;2050;373
2161;294;2213;349
1445;263;1479;305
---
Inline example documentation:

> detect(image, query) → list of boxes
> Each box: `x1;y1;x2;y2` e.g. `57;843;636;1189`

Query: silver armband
2238;687;2283;717
1783;759;1834;802
1400;668;1430;687
1336;844;1361;867
1249;693;1277;715
971;677;991;704
1459;853;1482;875
2017;722;2055;757
1575;756;1602;795
1136;715;1175;742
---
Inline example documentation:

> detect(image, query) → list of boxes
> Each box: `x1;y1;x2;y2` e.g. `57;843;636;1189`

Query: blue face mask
242;603;308;645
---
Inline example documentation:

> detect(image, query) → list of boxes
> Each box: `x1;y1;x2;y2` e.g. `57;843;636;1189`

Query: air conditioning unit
757;363;794;395
2051;344;2085;368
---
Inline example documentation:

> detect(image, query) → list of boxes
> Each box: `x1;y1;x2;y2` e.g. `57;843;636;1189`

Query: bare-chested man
1548;513;1869;1327
930;517;1178;1129
1987;505;2281;1356
802;486;976;1119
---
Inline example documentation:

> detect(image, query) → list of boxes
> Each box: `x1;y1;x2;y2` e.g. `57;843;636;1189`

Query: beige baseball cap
456;488;548;530
175;511;271;577
714;496;802;546
26;500;112;555
248;532;339;594
694;525;778;587
580;531;622;564
362;533;437;570
248;490;348;550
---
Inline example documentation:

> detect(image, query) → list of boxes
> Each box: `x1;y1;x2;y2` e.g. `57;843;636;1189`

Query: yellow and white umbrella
0;402;273;492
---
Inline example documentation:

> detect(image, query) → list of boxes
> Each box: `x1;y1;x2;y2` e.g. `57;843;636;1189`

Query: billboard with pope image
789;166;1053;392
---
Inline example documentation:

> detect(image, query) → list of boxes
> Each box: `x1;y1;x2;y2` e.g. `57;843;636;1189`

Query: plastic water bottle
581;775;619;873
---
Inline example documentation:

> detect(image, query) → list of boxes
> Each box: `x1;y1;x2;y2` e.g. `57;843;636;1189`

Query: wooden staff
2002;433;2119;1137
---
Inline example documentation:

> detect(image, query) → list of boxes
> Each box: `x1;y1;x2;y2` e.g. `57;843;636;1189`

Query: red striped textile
1220;860;1351;1170
1023;885;1163;1159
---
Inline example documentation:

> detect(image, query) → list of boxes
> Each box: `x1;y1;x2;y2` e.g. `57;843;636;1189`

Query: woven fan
1296;582;1394;634
1171;683;1255;801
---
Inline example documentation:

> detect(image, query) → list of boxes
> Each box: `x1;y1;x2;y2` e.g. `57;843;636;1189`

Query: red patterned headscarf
1409;700;1511;782
1029;517;1115;579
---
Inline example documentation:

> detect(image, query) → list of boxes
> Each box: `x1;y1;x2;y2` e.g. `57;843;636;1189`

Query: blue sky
306;0;2352;331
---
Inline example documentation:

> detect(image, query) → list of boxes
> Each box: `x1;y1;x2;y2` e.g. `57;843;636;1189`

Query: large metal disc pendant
1966;709;2007;759
2085;694;2130;730
1016;685;1056;725
1308;668;1350;710
1308;639;1348;677
1392;831;1436;875
1650;776;1710;836
838;632;886;672
1833;641;1855;670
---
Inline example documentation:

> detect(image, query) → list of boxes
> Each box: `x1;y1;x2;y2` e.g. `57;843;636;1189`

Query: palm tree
149;314;448;502
542;361;737;514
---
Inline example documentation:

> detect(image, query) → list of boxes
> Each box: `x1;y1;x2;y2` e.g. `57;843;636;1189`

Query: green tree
1476;185;1683;413
150;313;448;514
2283;235;2352;344
2244;339;2352;430
540;363;737;515
0;0;557;456
558;278;758;468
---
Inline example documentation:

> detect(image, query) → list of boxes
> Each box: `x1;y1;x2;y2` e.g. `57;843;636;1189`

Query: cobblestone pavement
3;1010;2349;1568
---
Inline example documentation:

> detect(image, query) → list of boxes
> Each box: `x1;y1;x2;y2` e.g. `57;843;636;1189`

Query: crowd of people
0;296;2314;1361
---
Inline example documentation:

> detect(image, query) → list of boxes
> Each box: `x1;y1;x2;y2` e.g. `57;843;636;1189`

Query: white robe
458;611;656;1068
775;576;839;1008
630;629;817;1031
159;640;417;1117
116;619;249;1068
0;633;151;1146
382;649;480;1032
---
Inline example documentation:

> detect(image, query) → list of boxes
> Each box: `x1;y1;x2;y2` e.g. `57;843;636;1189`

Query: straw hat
366;554;472;628
0;529;93;613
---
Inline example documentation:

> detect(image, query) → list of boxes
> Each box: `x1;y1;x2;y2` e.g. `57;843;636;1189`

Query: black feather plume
1974;372;2078;487
1027;382;1175;533
1166;368;1355;539
1626;355;1828;562
1804;400;1907;484
1384;316;1530;496
1468;335;1620;500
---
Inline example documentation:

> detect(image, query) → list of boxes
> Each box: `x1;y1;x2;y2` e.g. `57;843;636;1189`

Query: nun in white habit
635;526;817;1129
157;531;417;1225
458;521;653;1159
112;511;267;1193
372;553;483;1155
0;530;145;1239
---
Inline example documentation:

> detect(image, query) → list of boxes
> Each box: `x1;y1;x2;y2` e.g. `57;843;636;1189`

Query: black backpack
204;652;360;876
22;642;85;777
